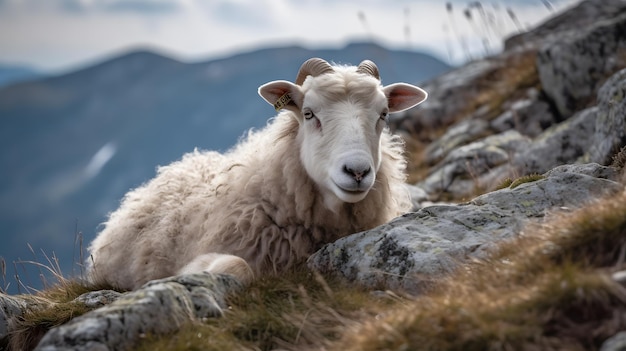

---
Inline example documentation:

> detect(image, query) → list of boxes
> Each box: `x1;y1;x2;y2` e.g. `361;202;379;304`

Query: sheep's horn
356;60;380;80
295;58;334;85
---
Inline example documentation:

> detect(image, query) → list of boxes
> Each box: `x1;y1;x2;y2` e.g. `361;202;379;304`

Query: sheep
87;58;428;290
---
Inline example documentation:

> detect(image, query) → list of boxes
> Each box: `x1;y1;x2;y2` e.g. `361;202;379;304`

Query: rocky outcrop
396;0;626;201
34;274;240;351
308;163;623;293
537;12;626;117
414;65;626;200
0;273;241;351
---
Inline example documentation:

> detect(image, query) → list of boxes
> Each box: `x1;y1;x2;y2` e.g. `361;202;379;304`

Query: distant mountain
0;42;451;293
0;64;44;88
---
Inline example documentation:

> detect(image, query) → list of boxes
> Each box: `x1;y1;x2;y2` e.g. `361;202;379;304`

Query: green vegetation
494;174;545;193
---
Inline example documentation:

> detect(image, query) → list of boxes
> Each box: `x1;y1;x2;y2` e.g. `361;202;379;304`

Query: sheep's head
259;58;427;210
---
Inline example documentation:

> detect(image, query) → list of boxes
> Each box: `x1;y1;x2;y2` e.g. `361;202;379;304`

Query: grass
496;173;545;190
134;269;396;351
5;276;121;351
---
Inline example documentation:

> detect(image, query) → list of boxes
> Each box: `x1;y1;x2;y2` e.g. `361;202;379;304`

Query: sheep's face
259;60;427;210
297;72;388;205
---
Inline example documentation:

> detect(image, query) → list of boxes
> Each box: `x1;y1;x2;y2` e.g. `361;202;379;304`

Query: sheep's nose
343;165;371;183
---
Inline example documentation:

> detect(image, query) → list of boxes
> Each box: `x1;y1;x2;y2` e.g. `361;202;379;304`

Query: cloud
0;0;181;14
0;0;581;71
102;0;180;14
210;2;275;28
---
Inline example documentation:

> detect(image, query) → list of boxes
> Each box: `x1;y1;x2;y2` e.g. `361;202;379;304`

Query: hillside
0;43;450;294
3;0;626;349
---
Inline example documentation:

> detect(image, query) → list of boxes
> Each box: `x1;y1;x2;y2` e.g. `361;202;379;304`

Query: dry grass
134;269;396;351
6;278;121;351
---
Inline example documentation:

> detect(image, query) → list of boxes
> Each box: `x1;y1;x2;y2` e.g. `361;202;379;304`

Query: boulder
586;68;626;165
33;273;241;351
537;12;626;117
308;164;622;293
505;0;626;50
419;65;626;200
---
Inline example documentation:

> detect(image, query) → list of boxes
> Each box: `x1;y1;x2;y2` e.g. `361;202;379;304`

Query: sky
0;0;580;73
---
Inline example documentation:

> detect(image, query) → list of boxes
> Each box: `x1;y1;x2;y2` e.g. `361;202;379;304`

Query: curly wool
88;113;410;291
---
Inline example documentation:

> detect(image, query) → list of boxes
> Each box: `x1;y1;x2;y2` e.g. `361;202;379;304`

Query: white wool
88;61;423;290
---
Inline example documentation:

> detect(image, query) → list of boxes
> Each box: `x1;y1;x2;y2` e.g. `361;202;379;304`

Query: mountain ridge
0;64;43;88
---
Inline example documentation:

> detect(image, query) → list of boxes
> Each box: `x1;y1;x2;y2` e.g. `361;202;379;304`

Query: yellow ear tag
274;92;292;111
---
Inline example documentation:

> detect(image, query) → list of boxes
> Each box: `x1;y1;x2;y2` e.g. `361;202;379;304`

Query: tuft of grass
135;268;397;351
495;177;513;190
9;297;91;351
509;173;544;189
7;278;122;350
611;145;626;172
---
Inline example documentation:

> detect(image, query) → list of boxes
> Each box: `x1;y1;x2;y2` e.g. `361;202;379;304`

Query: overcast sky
0;0;579;73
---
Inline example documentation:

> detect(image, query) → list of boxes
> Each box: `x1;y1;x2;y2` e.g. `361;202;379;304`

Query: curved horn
295;58;334;85
356;60;380;80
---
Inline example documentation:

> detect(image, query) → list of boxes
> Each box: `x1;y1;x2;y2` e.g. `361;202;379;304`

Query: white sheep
87;58;427;290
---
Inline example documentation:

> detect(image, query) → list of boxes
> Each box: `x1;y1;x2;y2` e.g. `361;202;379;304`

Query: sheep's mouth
341;187;367;194
333;182;369;195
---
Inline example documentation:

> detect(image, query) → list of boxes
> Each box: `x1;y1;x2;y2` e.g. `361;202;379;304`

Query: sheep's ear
258;80;303;114
384;83;428;113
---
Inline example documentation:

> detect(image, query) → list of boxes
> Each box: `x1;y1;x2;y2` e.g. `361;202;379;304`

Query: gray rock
423;63;626;200
34;273;242;351
512;106;596;175
308;163;622;294
391;57;505;135
515;67;626;175
505;0;626;50
424;119;490;165
491;88;557;138
418;130;531;198
1;294;27;349
586;68;626;165
74;290;122;309
601;331;626;351
405;184;430;212
537;11;626;117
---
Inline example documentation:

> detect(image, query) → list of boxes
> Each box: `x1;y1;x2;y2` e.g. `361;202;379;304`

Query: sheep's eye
380;110;389;122
303;108;315;120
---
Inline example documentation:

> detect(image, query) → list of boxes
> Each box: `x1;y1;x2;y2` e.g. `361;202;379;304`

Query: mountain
0;42;451;293
0;64;44;88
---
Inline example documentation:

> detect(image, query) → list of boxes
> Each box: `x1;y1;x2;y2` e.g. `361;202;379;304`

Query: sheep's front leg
178;253;255;285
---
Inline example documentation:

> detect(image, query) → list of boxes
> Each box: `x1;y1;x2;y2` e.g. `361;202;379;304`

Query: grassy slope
9;163;625;351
